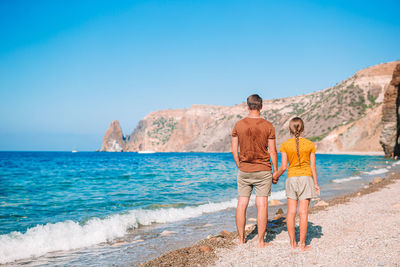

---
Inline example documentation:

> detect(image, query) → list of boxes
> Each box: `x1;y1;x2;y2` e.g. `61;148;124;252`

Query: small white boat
72;150;78;153
138;150;156;154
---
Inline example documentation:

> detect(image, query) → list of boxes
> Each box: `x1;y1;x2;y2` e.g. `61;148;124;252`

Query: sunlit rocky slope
101;60;400;155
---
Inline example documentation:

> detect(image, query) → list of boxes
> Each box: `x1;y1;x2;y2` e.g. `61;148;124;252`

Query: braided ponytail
295;129;301;166
289;117;304;167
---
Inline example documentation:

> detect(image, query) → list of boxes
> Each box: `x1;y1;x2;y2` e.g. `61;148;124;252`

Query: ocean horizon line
0;150;386;156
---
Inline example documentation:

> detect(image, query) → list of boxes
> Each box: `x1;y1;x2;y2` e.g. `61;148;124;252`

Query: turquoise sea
0;152;397;265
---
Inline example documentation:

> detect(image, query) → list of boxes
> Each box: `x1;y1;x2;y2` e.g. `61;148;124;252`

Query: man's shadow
245;218;323;245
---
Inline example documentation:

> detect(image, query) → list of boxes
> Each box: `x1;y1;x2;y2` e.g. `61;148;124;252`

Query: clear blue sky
0;0;399;151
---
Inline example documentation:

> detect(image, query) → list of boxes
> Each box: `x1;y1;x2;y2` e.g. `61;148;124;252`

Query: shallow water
0;152;396;265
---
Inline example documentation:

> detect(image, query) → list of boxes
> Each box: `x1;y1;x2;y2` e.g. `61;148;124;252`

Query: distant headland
100;61;400;157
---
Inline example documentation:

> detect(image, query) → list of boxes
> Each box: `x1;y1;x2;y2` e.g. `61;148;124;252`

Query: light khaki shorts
237;170;272;197
286;176;316;200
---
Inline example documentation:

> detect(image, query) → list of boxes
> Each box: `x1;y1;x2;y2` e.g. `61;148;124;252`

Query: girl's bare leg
299;199;311;251
286;198;298;249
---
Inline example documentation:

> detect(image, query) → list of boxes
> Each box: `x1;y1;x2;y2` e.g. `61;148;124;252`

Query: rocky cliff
380;63;400;157
101;120;126;152
100;60;400;154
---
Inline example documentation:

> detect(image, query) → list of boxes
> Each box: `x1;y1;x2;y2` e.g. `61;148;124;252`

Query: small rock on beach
213;230;231;239
112;241;127;247
269;199;283;206
199;245;213;253
315;200;329;207
372;177;383;184
160;230;177;236
273;214;281;220
218;230;230;237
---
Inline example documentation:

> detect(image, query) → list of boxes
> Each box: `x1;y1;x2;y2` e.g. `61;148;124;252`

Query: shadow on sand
245;217;323;245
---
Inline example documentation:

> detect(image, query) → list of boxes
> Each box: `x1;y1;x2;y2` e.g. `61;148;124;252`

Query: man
231;94;278;248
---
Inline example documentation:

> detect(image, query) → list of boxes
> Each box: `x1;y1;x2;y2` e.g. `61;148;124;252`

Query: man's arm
232;136;240;168
268;138;278;175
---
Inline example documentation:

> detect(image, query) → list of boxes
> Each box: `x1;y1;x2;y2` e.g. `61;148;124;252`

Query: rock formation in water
380;63;400;157
100;120;126;152
100;61;400;153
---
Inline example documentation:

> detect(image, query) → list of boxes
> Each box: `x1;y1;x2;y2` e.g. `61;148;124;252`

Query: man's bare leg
255;196;271;248
299;199;311;251
236;196;249;244
287;198;298;249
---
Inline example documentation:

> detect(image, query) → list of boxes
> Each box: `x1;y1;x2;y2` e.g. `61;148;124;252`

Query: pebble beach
142;173;400;267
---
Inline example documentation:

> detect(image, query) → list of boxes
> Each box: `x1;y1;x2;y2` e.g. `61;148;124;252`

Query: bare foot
238;239;246;245
257;242;272;248
290;243;298;249
299;244;311;251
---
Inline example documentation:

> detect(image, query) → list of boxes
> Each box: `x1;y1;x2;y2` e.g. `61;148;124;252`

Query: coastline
140;171;400;267
316;151;385;156
1;153;395;266
95;151;385;155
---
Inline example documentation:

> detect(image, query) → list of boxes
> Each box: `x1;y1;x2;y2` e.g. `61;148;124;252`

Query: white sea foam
392;161;400;166
332;176;361;183
0;190;286;264
362;168;389;175
270;190;286;200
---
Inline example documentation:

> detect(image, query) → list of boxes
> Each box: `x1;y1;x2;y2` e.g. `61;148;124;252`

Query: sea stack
100;120;126;152
380;63;400;157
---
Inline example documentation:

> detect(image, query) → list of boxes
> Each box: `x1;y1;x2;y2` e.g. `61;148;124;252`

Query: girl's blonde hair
289;117;304;165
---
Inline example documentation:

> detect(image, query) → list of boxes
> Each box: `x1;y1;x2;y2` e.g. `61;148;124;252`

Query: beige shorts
237;170;272;197
286;176;316;200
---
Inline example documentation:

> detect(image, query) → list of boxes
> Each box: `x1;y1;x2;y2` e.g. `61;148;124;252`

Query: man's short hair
247;94;263;110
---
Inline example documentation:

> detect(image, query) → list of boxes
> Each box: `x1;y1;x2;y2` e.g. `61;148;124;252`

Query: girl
273;117;320;251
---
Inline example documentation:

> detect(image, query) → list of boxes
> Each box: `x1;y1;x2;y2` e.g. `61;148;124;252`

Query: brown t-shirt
232;117;276;172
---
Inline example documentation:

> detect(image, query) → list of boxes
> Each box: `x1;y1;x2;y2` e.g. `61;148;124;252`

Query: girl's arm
310;152;320;195
273;152;287;183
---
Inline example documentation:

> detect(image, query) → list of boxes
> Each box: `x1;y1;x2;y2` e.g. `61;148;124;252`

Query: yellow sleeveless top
280;137;316;177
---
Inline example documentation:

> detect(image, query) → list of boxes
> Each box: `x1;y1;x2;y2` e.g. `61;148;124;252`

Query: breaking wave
0;190;286;264
332;176;361;183
362;168;389;175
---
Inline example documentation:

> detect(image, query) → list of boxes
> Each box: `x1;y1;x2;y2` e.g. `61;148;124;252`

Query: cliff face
315;105;383;153
380;63;400;157
124;105;246;152
100;61;400;153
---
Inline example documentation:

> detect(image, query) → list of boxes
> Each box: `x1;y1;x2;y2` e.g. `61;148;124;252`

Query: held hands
314;184;320;196
272;172;279;184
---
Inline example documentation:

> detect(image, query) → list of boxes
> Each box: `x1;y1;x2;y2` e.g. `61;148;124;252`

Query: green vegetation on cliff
147;117;177;144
